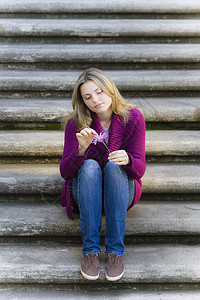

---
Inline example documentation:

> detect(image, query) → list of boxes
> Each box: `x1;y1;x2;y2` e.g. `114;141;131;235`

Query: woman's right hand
76;128;97;155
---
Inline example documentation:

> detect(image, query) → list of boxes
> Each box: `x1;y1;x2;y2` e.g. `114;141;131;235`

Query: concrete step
0;243;200;284
0;131;199;161
0;163;199;198
1;285;200;300
1;19;200;39
1;70;200;92
2;44;200;64
1;0;200;14
1;201;200;236
0;98;199;126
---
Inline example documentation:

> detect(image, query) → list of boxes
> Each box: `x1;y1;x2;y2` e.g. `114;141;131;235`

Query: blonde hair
65;68;135;129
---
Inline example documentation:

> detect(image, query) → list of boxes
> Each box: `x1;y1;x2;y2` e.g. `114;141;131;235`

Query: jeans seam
104;162;128;255
77;167;86;236
77;159;102;254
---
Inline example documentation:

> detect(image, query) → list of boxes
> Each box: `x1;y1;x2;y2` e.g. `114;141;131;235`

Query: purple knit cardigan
60;108;146;219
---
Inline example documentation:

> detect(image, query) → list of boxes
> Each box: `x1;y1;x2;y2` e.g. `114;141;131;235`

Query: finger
80;132;88;138
109;156;124;163
80;128;96;137
109;150;119;156
108;155;118;161
76;133;82;137
108;157;125;165
109;150;126;157
109;153;126;160
82;128;96;134
79;129;91;137
109;155;128;165
84;128;95;135
110;150;124;155
114;161;123;165
89;128;97;135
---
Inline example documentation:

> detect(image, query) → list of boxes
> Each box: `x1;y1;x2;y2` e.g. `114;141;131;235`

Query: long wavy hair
65;68;135;129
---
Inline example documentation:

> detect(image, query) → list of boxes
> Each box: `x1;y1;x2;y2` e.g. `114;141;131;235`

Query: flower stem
184;206;200;211
102;141;122;174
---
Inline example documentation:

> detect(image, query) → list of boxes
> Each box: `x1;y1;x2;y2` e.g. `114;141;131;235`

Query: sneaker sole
81;269;99;280
106;269;125;281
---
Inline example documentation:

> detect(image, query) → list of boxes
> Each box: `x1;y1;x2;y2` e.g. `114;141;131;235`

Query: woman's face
80;80;112;116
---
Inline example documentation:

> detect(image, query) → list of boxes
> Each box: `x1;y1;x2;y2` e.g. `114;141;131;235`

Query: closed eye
84;89;102;100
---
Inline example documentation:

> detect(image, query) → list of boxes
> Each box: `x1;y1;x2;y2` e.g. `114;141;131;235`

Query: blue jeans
72;159;135;255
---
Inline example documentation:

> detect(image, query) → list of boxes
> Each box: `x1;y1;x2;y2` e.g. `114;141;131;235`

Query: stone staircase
0;0;200;298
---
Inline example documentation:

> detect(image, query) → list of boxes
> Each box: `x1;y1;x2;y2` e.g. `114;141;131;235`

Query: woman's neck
96;108;112;128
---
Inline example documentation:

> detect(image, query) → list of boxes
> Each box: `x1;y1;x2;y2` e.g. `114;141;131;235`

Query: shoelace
86;253;98;267
108;254;119;267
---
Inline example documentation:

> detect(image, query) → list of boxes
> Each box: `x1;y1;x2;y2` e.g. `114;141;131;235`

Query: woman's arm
59;119;91;180
123;110;146;179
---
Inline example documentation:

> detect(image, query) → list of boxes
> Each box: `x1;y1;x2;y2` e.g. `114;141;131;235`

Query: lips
95;103;103;108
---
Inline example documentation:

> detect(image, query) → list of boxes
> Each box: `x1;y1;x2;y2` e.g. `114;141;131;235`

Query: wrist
126;154;131;166
77;145;87;155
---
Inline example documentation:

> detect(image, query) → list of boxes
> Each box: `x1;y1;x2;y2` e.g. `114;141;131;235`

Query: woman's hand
76;128;97;155
108;150;130;166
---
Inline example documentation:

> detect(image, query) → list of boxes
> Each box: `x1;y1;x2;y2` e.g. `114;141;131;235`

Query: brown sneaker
106;253;124;281
81;253;100;280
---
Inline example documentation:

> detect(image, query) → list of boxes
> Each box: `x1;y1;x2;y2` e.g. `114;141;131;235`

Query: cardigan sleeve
59;119;90;180
123;110;146;179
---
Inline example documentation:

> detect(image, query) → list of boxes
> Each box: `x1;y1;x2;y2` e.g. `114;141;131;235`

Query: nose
92;93;99;102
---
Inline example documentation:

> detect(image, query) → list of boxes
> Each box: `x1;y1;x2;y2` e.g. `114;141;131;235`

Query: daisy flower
92;133;122;174
92;132;108;145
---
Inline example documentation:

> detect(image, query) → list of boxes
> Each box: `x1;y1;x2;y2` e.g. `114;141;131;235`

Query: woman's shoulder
65;117;79;132
127;108;145;124
129;107;143;117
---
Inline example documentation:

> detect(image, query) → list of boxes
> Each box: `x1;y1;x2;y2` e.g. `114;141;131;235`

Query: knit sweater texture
60;108;146;219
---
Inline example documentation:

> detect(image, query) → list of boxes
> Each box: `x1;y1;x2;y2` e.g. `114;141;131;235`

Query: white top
102;126;110;144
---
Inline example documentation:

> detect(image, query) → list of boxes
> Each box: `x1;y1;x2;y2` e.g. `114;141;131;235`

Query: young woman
60;68;146;281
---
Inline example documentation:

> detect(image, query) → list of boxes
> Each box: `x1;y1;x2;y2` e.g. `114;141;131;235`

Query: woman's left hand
108;150;130;166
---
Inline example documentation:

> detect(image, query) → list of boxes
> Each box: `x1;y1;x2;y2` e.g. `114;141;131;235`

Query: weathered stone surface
144;163;200;194
0;130;199;157
1;201;200;236
1;19;200;37
0;164;61;195
1;285;200;300
0;98;199;123
0;70;78;91
136;98;200;122
0;131;64;157
2;44;200;63
1;70;200;91
0;163;199;195
0;0;200;14
0;99;68;123
1;243;200;283
145;131;200;156
0;0;199;296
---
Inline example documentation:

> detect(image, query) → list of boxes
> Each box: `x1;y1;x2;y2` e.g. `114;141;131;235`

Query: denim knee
79;159;101;179
104;162;128;205
104;161;121;174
